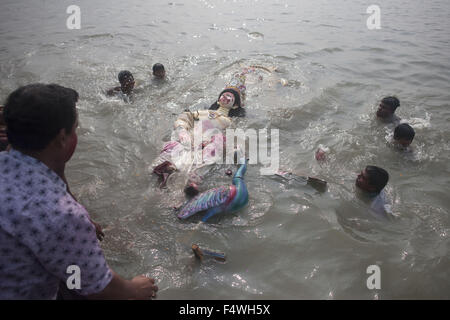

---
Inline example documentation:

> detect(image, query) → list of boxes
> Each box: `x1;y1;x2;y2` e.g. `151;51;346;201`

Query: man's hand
130;275;158;300
178;130;191;145
87;271;158;300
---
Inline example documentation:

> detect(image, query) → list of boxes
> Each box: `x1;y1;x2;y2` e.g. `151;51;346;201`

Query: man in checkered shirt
0;84;158;299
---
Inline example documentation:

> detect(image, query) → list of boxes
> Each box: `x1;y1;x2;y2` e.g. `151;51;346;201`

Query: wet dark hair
365;166;389;193
184;184;199;198
152;63;165;73
118;70;133;83
209;89;245;117
394;123;415;141
3;84;78;151
381;96;400;112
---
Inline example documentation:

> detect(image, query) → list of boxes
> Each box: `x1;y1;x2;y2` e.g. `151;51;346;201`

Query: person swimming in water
152;63;166;80
355;165;393;219
106;70;135;101
393;123;415;149
376;96;401;124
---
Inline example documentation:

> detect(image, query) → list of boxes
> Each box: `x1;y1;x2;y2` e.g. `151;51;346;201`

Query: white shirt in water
378;114;401;129
369;190;393;220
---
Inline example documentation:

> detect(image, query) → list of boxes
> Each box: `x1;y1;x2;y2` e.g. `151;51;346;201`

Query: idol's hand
178;130;191;145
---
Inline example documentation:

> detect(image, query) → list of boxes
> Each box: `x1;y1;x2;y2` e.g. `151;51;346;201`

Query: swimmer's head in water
184;182;199;197
377;96;400;119
356;165;389;194
152;63;165;79
394;123;415;147
118;70;135;94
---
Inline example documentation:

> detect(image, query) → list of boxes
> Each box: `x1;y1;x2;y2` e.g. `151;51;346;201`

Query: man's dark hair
118;70;133;83
152;63;165;73
394;123;415;141
3;84;78;151
381;96;400;112
365;166;389;193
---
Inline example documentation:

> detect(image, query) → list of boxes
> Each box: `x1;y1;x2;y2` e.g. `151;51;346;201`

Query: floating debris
192;244;226;262
274;171;327;192
248;32;264;40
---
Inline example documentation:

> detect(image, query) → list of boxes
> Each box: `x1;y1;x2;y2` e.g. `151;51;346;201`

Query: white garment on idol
150;66;279;187
369;190;394;220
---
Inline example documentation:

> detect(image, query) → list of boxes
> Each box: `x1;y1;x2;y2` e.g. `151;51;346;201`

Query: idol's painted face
218;92;235;108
